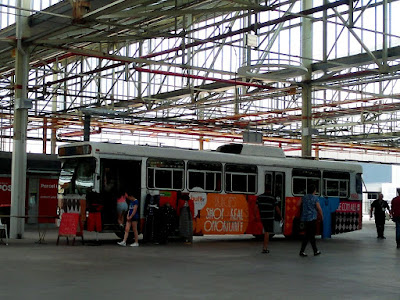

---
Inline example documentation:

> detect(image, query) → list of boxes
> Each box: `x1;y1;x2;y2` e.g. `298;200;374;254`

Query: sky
361;163;392;184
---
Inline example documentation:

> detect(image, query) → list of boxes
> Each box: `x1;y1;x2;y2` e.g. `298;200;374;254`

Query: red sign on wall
0;177;11;207
38;178;58;223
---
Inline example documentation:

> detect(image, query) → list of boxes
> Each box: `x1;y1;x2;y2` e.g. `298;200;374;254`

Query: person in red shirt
391;192;400;249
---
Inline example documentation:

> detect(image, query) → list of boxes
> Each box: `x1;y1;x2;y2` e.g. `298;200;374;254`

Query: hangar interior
0;0;400;163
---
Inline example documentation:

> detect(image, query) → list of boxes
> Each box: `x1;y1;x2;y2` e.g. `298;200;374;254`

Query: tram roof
59;142;362;173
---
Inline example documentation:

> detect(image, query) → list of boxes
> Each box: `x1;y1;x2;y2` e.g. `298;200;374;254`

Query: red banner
0;177;11;207
38;178;58;223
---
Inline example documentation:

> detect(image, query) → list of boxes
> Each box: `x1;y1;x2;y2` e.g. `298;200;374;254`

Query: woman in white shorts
116;192;128;228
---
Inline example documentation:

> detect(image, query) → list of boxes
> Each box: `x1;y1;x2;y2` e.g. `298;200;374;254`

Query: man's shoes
314;250;321;256
299;252;308;257
117;241;126;246
261;249;270;254
377;236;386;239
130;243;139;247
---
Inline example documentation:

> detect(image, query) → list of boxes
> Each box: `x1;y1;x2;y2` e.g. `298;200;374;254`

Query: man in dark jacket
370;193;390;239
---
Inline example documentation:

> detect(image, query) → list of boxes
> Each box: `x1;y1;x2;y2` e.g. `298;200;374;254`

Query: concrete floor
0;219;399;300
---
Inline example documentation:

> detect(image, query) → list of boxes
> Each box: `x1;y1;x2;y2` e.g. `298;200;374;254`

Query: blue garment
301;194;319;222
319;197;340;239
128;199;139;220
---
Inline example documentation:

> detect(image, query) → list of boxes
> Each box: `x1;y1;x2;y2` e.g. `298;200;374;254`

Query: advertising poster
0;177;11;207
192;193;249;235
38;178;58;223
334;200;363;233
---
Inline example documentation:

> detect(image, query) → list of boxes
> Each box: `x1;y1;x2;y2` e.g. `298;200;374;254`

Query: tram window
148;168;184;190
225;164;257;193
340;181;348;197
173;170;183;189
147;158;184;190
264;173;273;196
59;160;78;194
293;177;320;196
226;173;232;191
75;158;96;195
187;161;222;192
248;174;256;193
326;180;339;196
232;174;247;192
307;178;320;194
188;171;221;191
292;168;321;196
324;179;349;197
323;171;349;197
188;171;204;189
275;173;284;198
356;173;362;194
293;178;307;195
155;169;172;189
148;170;155;188
206;173;219;191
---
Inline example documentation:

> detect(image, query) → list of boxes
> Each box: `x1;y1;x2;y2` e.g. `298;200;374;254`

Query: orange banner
192;193;249;235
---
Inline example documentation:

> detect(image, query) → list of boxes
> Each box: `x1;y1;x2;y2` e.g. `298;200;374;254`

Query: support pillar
51;62;59;154
301;0;313;158
10;0;31;239
51;127;57;154
83;114;91;141
43;117;47;153
301;83;312;158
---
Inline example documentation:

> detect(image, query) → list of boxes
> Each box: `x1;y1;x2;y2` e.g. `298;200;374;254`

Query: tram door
100;159;142;226
264;171;285;233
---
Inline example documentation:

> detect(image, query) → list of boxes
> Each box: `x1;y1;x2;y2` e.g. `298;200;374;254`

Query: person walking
117;194;139;247
391;192;400;248
257;194;282;254
370;193;390;239
298;184;323;257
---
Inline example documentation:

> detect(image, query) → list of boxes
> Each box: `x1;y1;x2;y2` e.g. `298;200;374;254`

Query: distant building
362;163;400;214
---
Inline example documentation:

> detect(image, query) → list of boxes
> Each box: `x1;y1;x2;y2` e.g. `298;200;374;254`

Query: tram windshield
58;158;96;195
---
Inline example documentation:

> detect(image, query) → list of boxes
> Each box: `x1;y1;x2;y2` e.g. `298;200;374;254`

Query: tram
57;142;363;240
